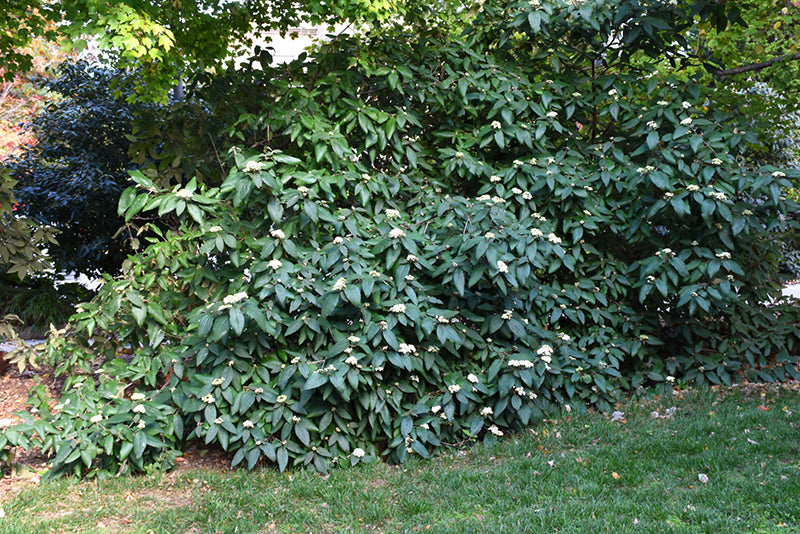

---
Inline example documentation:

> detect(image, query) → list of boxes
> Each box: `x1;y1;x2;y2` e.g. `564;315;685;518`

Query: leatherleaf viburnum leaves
3;0;798;478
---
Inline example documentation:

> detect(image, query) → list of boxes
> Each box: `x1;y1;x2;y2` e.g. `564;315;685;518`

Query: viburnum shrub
3;0;799;478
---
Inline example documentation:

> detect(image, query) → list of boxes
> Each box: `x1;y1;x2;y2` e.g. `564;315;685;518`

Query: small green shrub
3;0;799;478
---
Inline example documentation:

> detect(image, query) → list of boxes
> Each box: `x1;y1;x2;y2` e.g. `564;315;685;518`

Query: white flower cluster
686;184;700;192
131;392;146;401
715;251;731;260
531;228;544;238
710;157;723;165
175;189;193;199
208;225;222;233
345;355;359;366
488;425;504;436
491;120;502;129
497;260;509;273
352;448;366;458
546;111;558;119
647;120;659;130
212;377;224;386
485;232;496;239
268;259;282;270
481;407;493;416
242;420;254;428
708;190;727;201
270;229;286;239
398;343;417;354
556;332;571;341
90;414;103;424
467;373;479;383
680;117;693;126
332;278;347;291
385;208;401;219
244;160;264;172
389;228;406;239
223;292;248;305
508;359;535;369
389;303;407;314
501;310;513;320
448;384;461;394
547;233;562;244
202;394;215;404
655;248;676;259
772;171;786;177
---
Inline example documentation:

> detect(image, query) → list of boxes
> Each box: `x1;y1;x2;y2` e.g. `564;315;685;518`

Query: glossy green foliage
4;0;799;478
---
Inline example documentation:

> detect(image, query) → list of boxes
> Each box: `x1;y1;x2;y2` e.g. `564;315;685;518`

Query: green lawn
2;384;799;533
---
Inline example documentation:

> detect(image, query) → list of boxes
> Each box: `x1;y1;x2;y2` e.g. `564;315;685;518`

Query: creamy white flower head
686;184;700;192
492;196;506;204
175;189;193;199
715;251;731;260
476;194;492;202
131;392;146;401
431;405;442;413
537;344;554;357
657;100;670;106
246;160;265;172
608;89;618;97
242;420;254;428
481;406;493;416
572;92;582;97
385;208;401;219
352;447;366;458
332;278;347;291
208;225;222;233
547;233;562;244
488;424;504;436
270;229;286;239
405;274;415;281
682;101;691;109
268;259;282;270
90;414;103;424
540;354;552;364
348;335;361;343
743;209;753;216
448;384;461;394
254;387;264;394
530;0;540;6
389;228;406;239
509;359;535;369
485;232;496;239
406;254;418;262
133;404;146;414
467;373;479;384
502;309;513;320
398;343;417;354
137;420;146;429
647;120;659;130
455;151;465;159
680;117;693;126
511;187;522;195
212;377;224;386
531;228;544;238
223;291;248;305
709;191;727;201
557;332;571;341
772;171;786;177
497;260;509;273
214;417;224;425
276;394;288;403
490;175;502;183
522;191;533;200
546;111;558;119
202;394;216;404
345;355;359;366
491;120;502;129
389;303;407;314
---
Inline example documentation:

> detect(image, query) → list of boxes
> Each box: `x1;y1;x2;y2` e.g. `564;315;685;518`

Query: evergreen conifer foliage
3;0;798;478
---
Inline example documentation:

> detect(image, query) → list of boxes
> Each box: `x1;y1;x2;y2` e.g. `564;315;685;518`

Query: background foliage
6;61;145;275
1;0;799;479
